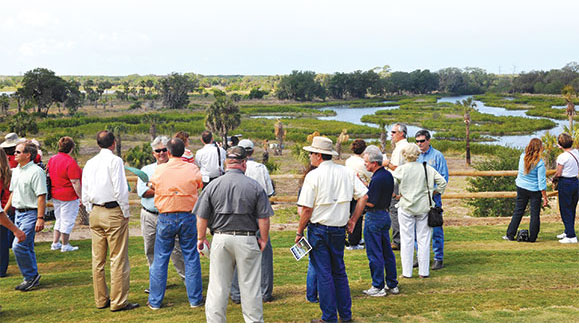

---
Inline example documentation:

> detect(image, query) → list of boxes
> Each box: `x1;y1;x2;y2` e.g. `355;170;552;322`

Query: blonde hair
401;143;420;162
0;148;11;188
524;138;543;174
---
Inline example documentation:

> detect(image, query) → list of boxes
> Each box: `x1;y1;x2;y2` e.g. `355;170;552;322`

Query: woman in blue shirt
504;138;549;242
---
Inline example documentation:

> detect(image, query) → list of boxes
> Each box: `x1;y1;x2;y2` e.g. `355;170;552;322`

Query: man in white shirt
296;136;368;323
382;123;409;250
82;130;139;312
229;139;274;304
194;131;226;189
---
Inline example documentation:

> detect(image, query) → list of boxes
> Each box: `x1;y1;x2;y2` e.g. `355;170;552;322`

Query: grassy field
0;223;577;323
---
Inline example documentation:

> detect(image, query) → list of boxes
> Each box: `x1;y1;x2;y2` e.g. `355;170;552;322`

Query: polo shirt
297;160;368;227
10;161;47;209
366;167;394;210
193;169;274;232
47;152;82;201
150;158;203;213
136;162;159;212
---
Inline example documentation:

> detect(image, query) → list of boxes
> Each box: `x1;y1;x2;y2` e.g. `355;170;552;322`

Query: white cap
238;139;254;151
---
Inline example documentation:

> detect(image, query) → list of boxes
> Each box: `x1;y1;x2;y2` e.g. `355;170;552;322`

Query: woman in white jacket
392;143;447;278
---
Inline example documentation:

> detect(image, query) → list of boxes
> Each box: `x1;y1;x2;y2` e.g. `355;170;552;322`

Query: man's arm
347;195;368;234
295;206;313;243
196;215;210;256
36;194;46;232
257;217;270;251
0;212;25;242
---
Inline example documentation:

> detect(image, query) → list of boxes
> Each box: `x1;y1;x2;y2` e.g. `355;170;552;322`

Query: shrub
125;143;154;168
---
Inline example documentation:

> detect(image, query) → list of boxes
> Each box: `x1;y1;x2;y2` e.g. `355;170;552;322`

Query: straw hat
303;136;338;156
0;133;25;148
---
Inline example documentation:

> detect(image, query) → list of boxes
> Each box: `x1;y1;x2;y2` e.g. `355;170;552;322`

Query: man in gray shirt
195;146;274;323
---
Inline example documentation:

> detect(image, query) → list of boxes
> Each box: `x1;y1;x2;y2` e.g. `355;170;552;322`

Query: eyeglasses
390;131;398;134
415;139;427;143
15;150;24;154
154;148;168;153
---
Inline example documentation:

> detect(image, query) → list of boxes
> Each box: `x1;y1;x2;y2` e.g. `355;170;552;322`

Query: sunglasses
415;139;427;143
15;150;25;154
154;148;168;153
390;131;398;134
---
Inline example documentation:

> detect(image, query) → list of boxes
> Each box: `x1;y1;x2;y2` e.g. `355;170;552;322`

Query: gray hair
401;143;420;162
363;145;384;164
394;123;408;138
151;135;169;148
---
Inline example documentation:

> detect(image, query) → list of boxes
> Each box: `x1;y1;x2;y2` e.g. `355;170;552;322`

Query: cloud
18;39;75;57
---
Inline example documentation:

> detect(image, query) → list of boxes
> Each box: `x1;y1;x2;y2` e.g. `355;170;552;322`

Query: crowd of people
0;124;577;322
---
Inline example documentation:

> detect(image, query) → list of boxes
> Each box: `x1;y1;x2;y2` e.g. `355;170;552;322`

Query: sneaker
61;244;79;252
359;239;365;245
15;274;40;291
190;300;204;308
559;237;578;244
502;235;514;241
350;244;364;250
556;233;567;239
363;286;387;297
386;286;400;295
51;242;62;251
146;302;160;310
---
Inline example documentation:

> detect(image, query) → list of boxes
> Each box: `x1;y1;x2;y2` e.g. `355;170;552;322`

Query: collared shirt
366;167;394;210
82;148;130;217
47;152;82;201
297;160;368;227
392;161;447;215
345;155;372;186
10;161;47;209
150;158;203;213
515;153;547;191
245;159;274;196
136;162;159;212
194;143;226;182
193;169;274;232
417;146;449;207
390;138;409;167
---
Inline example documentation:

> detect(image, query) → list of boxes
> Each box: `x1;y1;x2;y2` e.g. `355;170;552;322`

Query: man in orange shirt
147;137;204;310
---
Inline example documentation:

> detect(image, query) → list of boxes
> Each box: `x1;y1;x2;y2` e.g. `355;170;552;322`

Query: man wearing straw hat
296;136;368;323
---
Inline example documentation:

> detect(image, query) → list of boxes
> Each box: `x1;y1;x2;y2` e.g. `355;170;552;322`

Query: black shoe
144;288;150;294
263;296;274;303
15;274;40;291
111;302;140;312
231;299;241;305
97;300;111;309
432;260;444;270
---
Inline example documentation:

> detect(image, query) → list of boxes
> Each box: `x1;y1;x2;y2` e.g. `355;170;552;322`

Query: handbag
423;162;443;227
516;229;529;242
45;164;52;200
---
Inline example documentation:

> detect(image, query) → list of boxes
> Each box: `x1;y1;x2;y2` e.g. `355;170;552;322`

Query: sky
1;0;578;76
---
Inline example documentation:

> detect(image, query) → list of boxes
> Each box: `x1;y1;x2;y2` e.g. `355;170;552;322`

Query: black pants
347;199;363;246
0;211;15;276
507;186;541;242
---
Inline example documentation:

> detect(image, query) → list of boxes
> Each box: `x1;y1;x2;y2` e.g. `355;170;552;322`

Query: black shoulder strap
215;142;222;170
566;151;579;168
423;162;433;208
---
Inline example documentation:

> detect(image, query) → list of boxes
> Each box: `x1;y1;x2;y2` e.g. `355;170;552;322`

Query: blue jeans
306;229;318;303
13;210;38;280
364;211;398;290
148;212;203;308
558;177;578;238
432;226;444;261
308;223;351;323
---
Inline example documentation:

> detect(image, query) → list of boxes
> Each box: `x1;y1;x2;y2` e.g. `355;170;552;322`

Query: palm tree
562;85;576;136
456;97;477;166
377;119;387;153
105;123;127;157
205;97;241;148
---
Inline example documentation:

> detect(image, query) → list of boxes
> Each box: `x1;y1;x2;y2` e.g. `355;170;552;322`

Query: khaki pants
89;206;130;310
206;234;263;323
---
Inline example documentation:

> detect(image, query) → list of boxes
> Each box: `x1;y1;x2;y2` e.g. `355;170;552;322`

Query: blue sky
1;0;577;76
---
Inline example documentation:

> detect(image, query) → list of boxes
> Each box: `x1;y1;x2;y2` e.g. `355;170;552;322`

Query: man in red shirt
47;137;82;252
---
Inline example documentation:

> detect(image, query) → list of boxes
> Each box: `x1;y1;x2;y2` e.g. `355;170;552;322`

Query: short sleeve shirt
10;161;47;209
366;167;394;210
48;152;82;201
557;149;579;178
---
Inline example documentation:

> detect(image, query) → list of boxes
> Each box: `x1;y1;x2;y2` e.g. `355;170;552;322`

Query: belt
366;208;387;212
214;231;256;236
142;207;159;215
16;208;37;213
309;223;346;229
93;201;119;209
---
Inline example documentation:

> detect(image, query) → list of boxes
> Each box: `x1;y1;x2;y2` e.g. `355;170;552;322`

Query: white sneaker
61;244;79;252
386;286;400;295
50;242;62;251
556;233;567;239
559;237;577;244
363;286;387;297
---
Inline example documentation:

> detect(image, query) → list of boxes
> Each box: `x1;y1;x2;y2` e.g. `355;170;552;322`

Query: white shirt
298;160;368;227
82;148;130;217
557;149;579;178
345;155;372;186
390;138;409;167
194;143;226;182
245;159;274;196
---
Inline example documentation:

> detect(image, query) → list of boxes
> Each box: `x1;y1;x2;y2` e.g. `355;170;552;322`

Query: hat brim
303;145;338;156
0;141;17;148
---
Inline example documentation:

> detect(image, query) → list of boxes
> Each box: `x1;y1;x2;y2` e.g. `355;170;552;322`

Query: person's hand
14;229;26;242
347;219;356;234
543;197;549;207
257;237;267;251
197;238;210;256
35;219;45;232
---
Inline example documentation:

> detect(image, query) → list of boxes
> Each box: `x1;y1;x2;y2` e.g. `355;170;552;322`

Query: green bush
125;143;154;168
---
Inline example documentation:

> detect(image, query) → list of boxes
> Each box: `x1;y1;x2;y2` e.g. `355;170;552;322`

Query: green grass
0;222;577;323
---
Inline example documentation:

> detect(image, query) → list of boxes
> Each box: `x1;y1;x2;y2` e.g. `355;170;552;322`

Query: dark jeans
346;199;363;246
558;177;578;238
507;186;541;242
0;211;14;276
364;211;398;289
308;223;351;323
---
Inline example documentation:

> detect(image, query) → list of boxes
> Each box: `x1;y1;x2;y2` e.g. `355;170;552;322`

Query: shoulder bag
423;162;443;227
